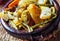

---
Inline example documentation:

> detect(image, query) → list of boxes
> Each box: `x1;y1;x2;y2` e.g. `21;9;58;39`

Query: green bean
22;25;28;30
31;23;40;28
22;23;33;32
31;13;57;29
9;21;18;29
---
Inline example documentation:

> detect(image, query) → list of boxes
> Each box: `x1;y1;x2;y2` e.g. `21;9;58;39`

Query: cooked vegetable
40;6;51;19
9;20;18;29
22;23;33;32
30;0;38;2
0;0;57;32
7;11;14;19
0;12;3;18
21;10;28;23
17;8;25;17
38;0;47;4
13;17;20;26
8;0;19;9
51;7;55;14
27;4;41;24
0;11;9;21
32;13;57;29
18;0;38;8
18;0;31;7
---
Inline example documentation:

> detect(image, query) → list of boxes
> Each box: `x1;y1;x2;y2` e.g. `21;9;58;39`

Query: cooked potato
27;4;41;24
38;0;47;4
40;6;51;19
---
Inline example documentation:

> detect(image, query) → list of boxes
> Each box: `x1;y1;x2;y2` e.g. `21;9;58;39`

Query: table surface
0;0;60;41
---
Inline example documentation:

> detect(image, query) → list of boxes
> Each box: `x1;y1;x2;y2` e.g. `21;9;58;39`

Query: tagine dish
0;0;57;32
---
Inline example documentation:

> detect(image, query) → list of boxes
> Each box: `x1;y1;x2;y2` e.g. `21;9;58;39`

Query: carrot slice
8;0;19;9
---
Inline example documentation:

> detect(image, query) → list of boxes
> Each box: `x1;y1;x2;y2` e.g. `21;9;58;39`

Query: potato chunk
27;4;41;24
40;6;51;19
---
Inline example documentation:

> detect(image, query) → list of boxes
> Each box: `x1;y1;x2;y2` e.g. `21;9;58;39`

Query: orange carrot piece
8;0;19;9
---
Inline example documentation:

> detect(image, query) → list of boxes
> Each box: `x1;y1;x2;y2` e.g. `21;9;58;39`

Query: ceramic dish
0;0;60;40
